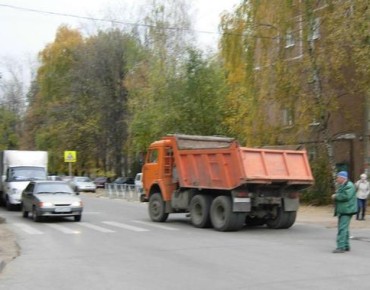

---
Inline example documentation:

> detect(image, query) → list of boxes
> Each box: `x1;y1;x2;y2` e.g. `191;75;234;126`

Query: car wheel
5;197;14;211
22;205;29;218
74;215;82;222
32;206;41;222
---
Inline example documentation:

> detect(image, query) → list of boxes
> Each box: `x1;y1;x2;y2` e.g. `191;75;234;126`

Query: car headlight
71;201;82;207
39;202;53;207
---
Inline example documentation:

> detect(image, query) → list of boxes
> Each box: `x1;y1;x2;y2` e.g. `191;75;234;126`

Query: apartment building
250;0;369;180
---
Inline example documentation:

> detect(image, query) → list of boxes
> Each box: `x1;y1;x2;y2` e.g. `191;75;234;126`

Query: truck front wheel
149;193;169;222
190;194;212;228
210;196;245;232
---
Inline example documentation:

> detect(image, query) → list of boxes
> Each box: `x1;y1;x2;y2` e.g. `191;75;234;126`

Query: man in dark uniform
331;171;357;253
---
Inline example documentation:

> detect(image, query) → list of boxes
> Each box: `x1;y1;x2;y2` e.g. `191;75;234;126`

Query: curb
0;259;5;273
0;216;6;273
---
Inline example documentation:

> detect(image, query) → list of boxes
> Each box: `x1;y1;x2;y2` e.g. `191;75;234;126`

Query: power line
0;3;219;35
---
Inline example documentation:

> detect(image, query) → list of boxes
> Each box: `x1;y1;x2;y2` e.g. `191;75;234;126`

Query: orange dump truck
141;134;314;231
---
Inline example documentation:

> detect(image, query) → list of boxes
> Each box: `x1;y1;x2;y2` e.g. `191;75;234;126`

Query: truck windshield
8;167;46;181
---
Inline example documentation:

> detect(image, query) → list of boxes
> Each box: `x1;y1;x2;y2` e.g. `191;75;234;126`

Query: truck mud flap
283;197;299;212
232;197;251;212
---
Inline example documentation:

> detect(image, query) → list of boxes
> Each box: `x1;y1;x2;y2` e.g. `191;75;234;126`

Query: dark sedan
93;177;108;188
113;177;135;185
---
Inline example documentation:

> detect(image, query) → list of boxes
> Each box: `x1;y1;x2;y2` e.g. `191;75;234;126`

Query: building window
285;29;295;48
308;147;317;161
308;17;320;41
282;108;294;127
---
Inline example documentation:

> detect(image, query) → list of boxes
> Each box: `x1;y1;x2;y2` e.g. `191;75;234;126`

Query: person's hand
331;194;336;200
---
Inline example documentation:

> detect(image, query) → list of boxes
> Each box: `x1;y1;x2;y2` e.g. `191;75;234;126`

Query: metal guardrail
104;183;142;201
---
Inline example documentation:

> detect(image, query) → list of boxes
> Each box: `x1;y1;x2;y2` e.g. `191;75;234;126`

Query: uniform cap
337;171;348;179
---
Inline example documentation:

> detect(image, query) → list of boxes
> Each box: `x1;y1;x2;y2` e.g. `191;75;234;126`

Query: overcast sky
0;0;240;63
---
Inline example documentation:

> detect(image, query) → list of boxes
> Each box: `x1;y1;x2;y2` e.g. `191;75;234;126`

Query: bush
301;152;334;205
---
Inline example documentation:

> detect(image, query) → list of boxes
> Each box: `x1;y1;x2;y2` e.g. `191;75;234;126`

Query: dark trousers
336;214;352;250
357;198;367;220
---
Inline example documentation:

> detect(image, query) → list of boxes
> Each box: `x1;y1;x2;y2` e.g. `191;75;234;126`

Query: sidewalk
0;217;19;273
297;205;370;229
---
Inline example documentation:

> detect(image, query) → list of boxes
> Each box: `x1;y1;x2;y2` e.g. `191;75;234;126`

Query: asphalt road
1;194;370;290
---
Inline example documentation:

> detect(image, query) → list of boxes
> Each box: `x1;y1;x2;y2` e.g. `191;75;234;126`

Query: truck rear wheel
149;193;169;222
190;194;212;228
266;208;296;229
210;196;245;231
280;211;297;229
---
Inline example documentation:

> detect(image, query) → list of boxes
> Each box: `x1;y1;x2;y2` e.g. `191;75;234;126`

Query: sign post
64;151;77;176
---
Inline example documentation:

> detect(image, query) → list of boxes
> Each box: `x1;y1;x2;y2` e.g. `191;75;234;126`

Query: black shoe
345;247;350;251
332;248;345;253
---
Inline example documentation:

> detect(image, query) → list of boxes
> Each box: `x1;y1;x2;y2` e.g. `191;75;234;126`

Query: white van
135;173;143;193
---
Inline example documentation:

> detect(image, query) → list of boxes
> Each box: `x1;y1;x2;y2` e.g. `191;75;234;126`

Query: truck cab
142;139;177;203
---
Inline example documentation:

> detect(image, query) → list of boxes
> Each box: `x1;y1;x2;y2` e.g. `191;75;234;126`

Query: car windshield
36;183;73;194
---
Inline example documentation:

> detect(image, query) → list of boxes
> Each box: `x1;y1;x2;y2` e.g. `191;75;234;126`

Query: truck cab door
143;148;160;193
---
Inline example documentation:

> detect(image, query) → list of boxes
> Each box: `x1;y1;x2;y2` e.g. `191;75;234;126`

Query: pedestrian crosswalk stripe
132;220;178;231
102;221;149;232
13;223;43;235
78;222;115;233
45;224;81;234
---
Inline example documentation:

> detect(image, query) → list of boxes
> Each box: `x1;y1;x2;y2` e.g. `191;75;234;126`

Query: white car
70;176;96;193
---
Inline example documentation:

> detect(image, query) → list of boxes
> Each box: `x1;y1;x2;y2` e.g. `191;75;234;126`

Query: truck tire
266;208;296;229
149;193;169;222
210;196;245;232
280;211;297;229
190;194;212;228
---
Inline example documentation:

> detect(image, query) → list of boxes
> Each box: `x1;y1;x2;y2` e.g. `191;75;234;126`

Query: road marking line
132;220;178;231
13;223;43;235
102;221;149;232
77;222;115;233
45;224;81;234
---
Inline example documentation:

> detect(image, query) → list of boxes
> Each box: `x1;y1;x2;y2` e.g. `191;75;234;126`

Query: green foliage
0;107;19;150
301;148;334;205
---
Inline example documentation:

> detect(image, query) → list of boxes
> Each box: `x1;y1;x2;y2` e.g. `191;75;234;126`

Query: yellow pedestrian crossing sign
64;151;77;163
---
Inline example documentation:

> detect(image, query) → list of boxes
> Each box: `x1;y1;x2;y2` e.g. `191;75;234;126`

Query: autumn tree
70;29;144;176
127;0;195;153
24;25;84;173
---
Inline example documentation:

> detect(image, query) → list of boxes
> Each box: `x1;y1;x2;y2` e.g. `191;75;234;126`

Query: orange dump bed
168;135;313;190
